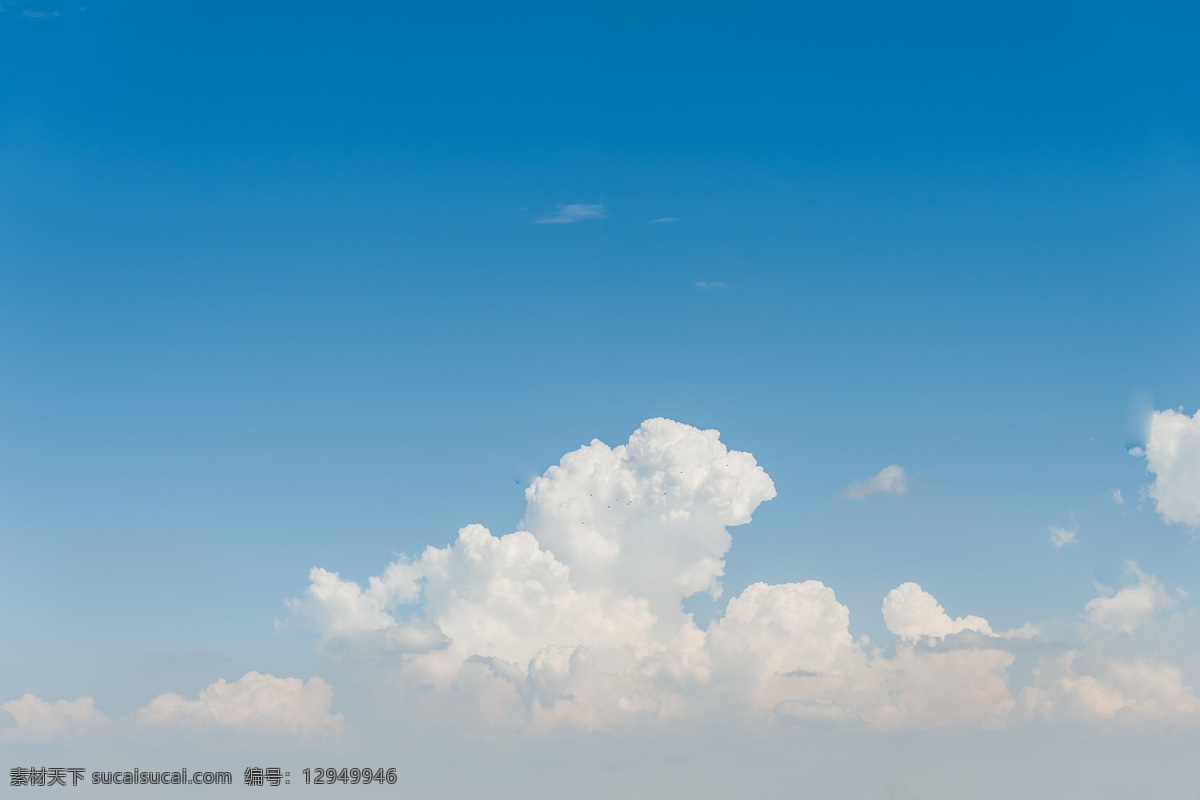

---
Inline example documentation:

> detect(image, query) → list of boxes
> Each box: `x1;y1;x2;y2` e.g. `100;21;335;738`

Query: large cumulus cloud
289;418;772;730
288;418;1198;733
10;417;1200;743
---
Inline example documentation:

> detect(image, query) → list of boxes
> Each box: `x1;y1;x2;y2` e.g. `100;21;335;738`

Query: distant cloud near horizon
1;673;341;744
841;464;908;500
534;203;607;225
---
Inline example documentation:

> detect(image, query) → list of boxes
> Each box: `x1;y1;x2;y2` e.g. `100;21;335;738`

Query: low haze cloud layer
2;674;341;744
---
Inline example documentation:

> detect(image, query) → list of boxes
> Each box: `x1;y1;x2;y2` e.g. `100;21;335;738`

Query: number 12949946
303;768;397;785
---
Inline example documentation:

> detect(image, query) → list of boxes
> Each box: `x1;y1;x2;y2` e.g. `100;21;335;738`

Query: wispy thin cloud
534;203;607;225
1049;525;1078;549
693;281;730;291
1111;489;1124;505
841;465;908;500
22;9;60;16
650;217;679;224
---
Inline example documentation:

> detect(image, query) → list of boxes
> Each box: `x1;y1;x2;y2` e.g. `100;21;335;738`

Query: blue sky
2;1;1200;794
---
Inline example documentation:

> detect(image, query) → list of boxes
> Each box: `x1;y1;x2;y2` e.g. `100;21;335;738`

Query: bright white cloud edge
1141;407;1200;529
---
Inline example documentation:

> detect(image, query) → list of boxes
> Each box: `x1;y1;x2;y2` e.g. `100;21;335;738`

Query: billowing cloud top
521;418;776;609
285;418;1200;734
287;420;786;729
882;583;993;641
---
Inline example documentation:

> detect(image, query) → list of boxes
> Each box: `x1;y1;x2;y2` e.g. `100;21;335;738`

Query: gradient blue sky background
2;0;1199;782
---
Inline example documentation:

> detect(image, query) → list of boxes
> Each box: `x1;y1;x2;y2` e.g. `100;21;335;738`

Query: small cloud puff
1050;525;1078;549
882;583;993;641
841;465;908;500
650;217;679;224
692;281;729;290
1083;562;1177;635
1111;489;1124;505
534;203;607;225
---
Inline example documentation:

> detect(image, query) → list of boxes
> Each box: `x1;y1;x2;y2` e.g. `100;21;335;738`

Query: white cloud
286;419;1200;732
711;580;1017;731
131;672;342;737
289;419;780;731
840;465;908;500
859;646;1016;730
1050;525;1078;549
1020;651;1200;724
1;695;109;743
14;418;1193;743
1112;489;1124;505
706;580;856;714
287;559;423;640
533;203;607;224
288;420;1089;733
919;569;1196;728
2;673;342;744
521;418;775;605
650;217;679;223
882;583;993;641
1141;407;1200;529
11;416;1187;743
1084;562;1177;635
693;281;729;290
